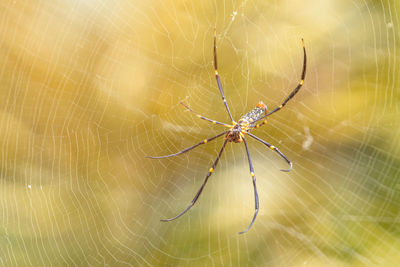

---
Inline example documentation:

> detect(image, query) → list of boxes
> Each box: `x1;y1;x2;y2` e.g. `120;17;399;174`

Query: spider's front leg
239;137;259;234
145;132;226;159
160;139;228;222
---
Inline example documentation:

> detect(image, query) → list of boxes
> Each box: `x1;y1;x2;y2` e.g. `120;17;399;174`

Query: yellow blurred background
0;0;399;266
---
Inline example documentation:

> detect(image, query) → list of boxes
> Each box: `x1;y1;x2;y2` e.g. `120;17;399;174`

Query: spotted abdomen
238;101;267;130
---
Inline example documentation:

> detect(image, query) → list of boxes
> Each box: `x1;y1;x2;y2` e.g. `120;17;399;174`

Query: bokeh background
0;0;399;266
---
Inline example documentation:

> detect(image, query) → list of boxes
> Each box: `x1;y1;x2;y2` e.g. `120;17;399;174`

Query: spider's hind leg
213;28;235;122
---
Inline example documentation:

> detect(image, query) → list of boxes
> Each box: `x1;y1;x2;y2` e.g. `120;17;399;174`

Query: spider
147;29;306;234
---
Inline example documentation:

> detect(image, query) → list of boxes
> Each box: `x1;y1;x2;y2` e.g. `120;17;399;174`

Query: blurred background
0;0;399;266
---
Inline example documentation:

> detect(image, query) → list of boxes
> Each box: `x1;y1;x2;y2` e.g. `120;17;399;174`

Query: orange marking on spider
256;101;267;111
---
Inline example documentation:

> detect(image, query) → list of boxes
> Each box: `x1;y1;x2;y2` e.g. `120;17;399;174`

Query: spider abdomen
238;101;267;131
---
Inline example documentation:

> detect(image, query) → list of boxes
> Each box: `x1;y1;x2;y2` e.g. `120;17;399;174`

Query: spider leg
214;28;234;122
145;132;226;159
180;102;231;127
255;39;306;123
254;119;268;129
239;137;259;234
161;139;228;222
247;132;292;172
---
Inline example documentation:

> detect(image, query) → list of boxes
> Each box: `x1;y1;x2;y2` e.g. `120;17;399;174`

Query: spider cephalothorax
225;123;243;143
147;29;306;234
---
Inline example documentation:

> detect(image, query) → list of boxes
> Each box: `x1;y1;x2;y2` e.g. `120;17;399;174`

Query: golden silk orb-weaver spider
146;29;306;234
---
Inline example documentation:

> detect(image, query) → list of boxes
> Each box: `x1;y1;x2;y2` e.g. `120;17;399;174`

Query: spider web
0;0;399;266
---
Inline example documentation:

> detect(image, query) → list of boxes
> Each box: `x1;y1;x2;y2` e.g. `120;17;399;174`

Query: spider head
256;101;267;112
